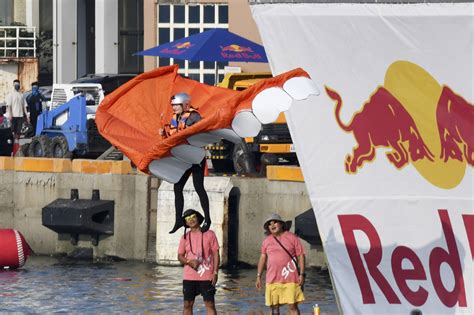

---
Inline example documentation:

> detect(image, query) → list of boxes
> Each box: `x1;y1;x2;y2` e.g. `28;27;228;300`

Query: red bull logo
174;41;193;49
160;41;194;55
327;60;473;189
219;44;263;61
221;44;254;53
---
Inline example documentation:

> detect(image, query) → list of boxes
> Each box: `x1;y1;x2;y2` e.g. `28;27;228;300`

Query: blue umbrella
134;28;268;63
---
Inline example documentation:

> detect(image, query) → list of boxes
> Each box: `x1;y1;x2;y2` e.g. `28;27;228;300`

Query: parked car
71;73;137;95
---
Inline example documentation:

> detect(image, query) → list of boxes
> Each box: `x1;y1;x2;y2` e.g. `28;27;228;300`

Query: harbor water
0;256;338;314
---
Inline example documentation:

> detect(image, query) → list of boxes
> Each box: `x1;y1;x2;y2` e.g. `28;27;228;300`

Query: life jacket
164;108;198;137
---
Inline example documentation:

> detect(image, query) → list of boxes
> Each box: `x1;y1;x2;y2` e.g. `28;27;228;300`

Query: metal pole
214;61;218;85
33;26;36;58
16;27;19;58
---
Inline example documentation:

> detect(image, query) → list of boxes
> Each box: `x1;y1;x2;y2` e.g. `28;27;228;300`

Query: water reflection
0;256;338;314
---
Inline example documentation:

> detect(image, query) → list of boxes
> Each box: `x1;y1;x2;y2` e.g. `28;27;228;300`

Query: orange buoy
0;229;32;269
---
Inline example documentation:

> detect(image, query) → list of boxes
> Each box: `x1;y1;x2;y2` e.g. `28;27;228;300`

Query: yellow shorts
265;282;305;306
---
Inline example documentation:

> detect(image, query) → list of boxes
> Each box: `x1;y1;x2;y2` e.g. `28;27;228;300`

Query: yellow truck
207;72;298;174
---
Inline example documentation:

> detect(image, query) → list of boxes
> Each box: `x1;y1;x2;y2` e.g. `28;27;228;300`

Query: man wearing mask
25;81;44;135
5;79;29;140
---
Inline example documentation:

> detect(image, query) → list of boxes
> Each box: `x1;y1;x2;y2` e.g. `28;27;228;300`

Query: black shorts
11;117;24;135
183;280;216;302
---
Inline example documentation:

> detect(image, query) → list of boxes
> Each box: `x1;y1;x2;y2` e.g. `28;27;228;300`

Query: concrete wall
53;0;77;83
0;63;18;104
0;168;325;267
228;0;270;73
0;170;151;260
156;177;232;266
13;0;27;25
26;0;40;29
155;176;326;268
0;59;39;103
0;170;14;228
230;177;326;268
143;0;157;72
95;0;118;73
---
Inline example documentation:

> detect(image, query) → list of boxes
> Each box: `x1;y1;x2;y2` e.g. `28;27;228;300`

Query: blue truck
20;94;110;159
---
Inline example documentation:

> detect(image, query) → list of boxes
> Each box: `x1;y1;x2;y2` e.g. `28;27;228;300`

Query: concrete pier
0;169;151;260
0;160;326;267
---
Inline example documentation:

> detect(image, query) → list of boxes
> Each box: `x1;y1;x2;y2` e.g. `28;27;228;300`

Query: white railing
0;26;36;58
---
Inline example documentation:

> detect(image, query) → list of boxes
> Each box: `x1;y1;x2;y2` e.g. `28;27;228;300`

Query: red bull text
220;44;263;60
339;209;472;308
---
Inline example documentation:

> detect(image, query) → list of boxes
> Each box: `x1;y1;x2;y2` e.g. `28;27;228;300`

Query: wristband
257;273;261;277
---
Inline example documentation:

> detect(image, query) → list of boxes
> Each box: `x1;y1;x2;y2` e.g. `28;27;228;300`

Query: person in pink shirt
178;209;220;315
256;213;305;315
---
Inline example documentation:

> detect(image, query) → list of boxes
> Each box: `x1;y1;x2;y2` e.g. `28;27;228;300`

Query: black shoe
169;221;183;234
201;219;211;233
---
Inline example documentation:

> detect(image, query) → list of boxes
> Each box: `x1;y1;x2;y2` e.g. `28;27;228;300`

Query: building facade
143;0;270;84
2;0;270;86
53;0;143;84
0;0;143;85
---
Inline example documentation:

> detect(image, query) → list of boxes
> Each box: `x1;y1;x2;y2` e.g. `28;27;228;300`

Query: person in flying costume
160;93;211;233
96;64;319;234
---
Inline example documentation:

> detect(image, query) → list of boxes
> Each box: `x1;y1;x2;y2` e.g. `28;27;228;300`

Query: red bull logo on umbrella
221;44;254;53
220;44;263;60
174;41;193;49
160;41;194;55
327;60;473;189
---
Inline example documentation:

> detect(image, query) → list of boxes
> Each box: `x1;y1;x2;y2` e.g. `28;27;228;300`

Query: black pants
174;158;210;221
30;113;39;136
11;117;23;137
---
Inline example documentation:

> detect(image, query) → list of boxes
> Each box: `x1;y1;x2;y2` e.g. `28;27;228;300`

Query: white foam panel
149;157;192;184
231;111;262;138
187;133;222;147
283;76;320;100
252;87;292;124
171;144;206;164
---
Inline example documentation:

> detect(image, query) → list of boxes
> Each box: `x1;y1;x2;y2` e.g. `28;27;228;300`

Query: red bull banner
253;3;473;314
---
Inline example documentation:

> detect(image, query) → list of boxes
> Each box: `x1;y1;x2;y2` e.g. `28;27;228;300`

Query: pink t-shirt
178;229;219;281
261;231;305;284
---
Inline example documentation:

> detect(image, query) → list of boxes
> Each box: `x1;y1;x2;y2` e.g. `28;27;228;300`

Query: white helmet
171;93;191;108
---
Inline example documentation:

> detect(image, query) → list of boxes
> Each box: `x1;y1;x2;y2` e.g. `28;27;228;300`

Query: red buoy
0;229;32;269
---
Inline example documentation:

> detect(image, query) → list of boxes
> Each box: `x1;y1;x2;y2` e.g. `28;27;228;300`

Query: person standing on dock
256;213;305;315
5;79;29;141
25;81;44;137
177;209;219;315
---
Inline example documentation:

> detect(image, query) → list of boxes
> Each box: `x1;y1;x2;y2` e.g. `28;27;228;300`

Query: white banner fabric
252;3;473;314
